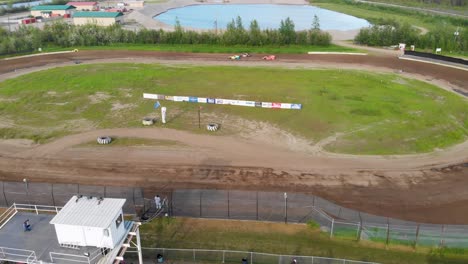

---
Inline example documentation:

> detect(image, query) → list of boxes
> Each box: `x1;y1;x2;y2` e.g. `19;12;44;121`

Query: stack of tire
206;123;219;132
142;117;154;126
97;136;112;145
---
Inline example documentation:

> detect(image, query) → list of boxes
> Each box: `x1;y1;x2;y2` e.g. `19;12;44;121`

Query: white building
50;195;127;249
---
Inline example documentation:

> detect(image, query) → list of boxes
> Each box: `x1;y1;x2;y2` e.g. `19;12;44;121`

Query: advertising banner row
143;93;302;110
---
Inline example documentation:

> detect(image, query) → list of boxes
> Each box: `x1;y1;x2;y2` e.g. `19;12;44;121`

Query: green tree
248;19;262;45
279;17;295;45
312;14;320;31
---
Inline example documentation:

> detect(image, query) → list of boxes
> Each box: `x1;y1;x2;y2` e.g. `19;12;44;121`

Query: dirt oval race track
0;50;467;224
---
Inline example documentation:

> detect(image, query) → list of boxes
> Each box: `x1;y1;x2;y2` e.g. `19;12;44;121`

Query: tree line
0;16;332;55
354;20;467;54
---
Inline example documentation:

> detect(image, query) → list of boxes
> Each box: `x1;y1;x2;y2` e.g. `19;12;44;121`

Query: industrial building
73;11;124;26
66;1;99;11
30;5;76;18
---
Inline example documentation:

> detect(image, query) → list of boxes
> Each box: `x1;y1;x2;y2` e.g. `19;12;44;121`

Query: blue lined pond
154;4;370;31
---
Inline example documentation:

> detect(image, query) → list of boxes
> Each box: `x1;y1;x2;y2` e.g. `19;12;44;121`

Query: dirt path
0;50;467;224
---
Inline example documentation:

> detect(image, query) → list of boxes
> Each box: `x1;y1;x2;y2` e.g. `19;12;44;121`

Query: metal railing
133;248;379;264
50;247;103;264
14;203;62;214
0;204;17;229
0;246;37;264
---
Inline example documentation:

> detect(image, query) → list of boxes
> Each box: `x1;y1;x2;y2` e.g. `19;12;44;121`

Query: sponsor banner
226;100;237;105
238;100;255;107
143;93;302;110
280;103;292;109
174;96;189;102
291;104;302;110
262;102;272;108
143;93;158;99
272;103;281;109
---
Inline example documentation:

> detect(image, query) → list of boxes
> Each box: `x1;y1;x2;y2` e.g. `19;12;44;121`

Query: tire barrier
97;136;112;145
142;117;154;126
206;123;219;132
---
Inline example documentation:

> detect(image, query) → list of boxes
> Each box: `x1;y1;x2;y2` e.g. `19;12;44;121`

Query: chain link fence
169;189;468;248
0;181;144;214
1;181;467;248
123;248;379;264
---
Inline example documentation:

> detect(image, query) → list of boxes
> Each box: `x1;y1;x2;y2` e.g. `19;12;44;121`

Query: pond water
0;0;51;9
154;4;370;31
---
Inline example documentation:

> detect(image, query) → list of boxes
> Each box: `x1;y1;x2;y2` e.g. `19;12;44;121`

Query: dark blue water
154;4;370;31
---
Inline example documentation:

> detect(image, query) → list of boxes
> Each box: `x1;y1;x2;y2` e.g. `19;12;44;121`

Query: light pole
284;192;288;224
23;178;29;205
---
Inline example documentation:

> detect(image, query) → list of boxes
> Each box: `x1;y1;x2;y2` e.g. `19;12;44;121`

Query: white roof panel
50;195;126;228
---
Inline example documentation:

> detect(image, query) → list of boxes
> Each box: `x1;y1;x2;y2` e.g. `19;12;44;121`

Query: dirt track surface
0;50;467;224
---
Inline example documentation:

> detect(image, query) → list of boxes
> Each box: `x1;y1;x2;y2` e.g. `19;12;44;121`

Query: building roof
67;1;97;6
50;195;126;228
31;5;76;10
73;11;123;18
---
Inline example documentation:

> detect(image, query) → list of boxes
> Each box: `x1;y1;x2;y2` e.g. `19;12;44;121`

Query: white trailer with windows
50;195;126;249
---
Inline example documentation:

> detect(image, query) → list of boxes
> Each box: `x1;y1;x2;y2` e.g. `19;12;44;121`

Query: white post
330;218;334;238
35;205;38;215
161;107;167;124
135;225;143;264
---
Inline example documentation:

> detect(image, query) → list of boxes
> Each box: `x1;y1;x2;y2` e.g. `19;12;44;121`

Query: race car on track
229;55;241;60
262;55;276;60
241;53;252;58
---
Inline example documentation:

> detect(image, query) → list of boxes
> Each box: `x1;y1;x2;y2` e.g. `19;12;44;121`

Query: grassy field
0;63;466;154
311;0;466;31
136;217;468;264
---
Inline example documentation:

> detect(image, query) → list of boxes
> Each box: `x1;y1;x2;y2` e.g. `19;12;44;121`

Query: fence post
415;224;420;248
440;225;445;247
227;190;230;219
2;181;9;207
51;183;56;207
357;222;362;241
35;205;38;215
311;256;314;264
193;249;195;261
330;218;334;238
222;250;225;263
385;218;390;246
357;212;362;241
256;191;259;220
250;252;253;264
199;191;202;217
